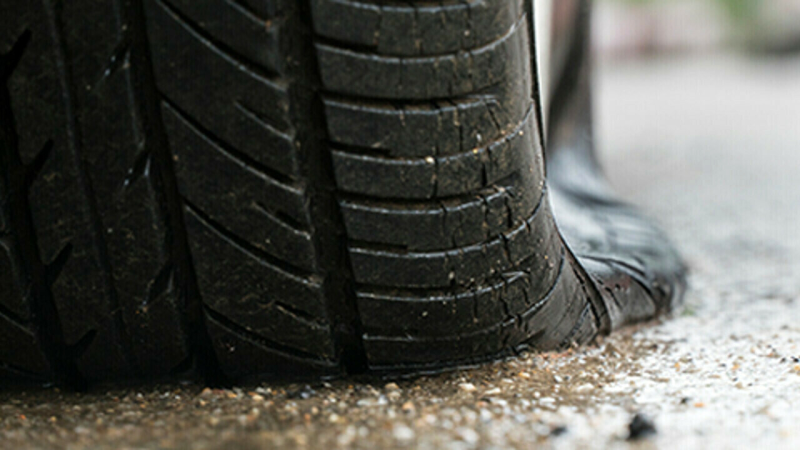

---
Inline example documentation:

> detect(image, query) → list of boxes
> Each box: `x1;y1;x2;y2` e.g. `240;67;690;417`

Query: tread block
315;15;529;100
349;192;561;288
312;0;524;57
331;106;541;199
6;7;132;376
206;311;338;380
184;204;335;358
163;102;318;272
0;238;28;320
339;173;537;251
77;31;191;376
165;0;283;75
0;313;49;375
357;251;563;338
362;255;582;366
323;87;529;158
145;0;298;178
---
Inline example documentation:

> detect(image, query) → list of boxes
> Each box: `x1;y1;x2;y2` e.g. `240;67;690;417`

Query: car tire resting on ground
0;0;685;386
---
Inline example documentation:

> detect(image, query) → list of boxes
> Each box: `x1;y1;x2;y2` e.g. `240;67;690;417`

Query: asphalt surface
3;53;800;450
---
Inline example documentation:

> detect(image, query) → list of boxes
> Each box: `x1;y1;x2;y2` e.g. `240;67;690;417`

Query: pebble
459;383;477;393
628;413;656;440
357;396;388;407
457;427;480;444
393;424;415;441
286;386;315;400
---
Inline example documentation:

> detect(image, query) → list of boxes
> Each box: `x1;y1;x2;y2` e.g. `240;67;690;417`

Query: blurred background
595;0;800;56
582;1;800;446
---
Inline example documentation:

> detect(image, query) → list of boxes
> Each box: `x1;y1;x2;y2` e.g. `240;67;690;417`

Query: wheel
0;0;685;386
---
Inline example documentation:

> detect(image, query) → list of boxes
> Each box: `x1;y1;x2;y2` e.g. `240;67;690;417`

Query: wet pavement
3;53;800;449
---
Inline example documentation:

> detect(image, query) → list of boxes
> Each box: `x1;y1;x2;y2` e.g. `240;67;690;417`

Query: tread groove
161;97;299;187
155;0;282;81
313;10;525;60
24;140;54;190
0;30;31;82
183;198;316;280
123;0;223;383
204;305;336;366
0;303;31;334
1;28;83;387
221;0;270;23
44;0;140;378
296;0;369;374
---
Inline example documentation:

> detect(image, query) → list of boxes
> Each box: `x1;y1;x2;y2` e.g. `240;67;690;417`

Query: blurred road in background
3;3;800;449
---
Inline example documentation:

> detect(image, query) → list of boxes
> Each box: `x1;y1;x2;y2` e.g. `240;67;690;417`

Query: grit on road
2;53;800;450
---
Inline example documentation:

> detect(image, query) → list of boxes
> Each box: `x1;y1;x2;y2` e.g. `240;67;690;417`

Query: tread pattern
0;31;52;381
312;0;524;57
1;0;628;384
311;0;598;370
2;0;195;381
143;0;343;378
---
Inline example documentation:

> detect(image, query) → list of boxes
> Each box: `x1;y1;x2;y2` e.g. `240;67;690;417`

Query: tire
0;0;684;386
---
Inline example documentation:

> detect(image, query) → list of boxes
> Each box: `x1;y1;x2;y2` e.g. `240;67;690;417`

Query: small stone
286;385;315;400
337;426;357;446
401;401;416;414
357;396;388;407
384;382;400;391
458;382;477;392
457;427;479;444
393;424;415;441
627;413;656;440
483;387;501;395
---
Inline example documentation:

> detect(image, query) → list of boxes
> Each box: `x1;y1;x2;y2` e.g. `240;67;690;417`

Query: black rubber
0;0;685;386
